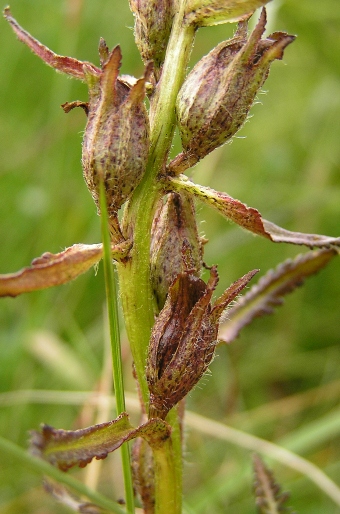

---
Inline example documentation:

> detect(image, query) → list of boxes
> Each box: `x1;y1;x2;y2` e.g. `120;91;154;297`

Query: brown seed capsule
3;10;152;242
150;191;203;311
129;0;175;71
146;267;258;419
173;9;295;173
81;45;152;219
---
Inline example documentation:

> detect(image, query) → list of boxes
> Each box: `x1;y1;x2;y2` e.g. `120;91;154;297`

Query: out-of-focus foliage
0;1;339;513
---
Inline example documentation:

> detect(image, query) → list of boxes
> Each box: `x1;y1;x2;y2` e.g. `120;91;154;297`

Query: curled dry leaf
219;248;337;343
30;412;171;471
3;7;100;80
166;175;340;248
0;241;131;297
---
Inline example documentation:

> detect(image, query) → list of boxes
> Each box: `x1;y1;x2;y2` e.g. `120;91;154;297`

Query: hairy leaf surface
31;413;171;471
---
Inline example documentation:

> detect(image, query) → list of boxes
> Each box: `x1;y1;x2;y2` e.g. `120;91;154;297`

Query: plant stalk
116;7;196;514
99;181;135;513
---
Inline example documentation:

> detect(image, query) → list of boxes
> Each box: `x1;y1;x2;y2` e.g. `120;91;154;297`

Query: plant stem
153;438;182;514
116;5;195;407
99;181;135;513
116;8;196;513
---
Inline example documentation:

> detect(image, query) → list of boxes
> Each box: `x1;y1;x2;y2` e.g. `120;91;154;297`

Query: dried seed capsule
4;10;152;242
129;0;175;70
146;267;258;419
173;9;295;173
150;191;203;311
81;45;152;219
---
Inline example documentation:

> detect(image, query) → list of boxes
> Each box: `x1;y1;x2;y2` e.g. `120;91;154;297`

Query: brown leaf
0;241;131;297
219;248;337;343
30;413;171;471
3;8;100;80
166;176;340;248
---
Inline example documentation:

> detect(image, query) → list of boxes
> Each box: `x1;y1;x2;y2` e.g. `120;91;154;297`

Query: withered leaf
253;454;293;513
219;248;337;343
30;413;171;471
166;175;340;248
3;7;100;80
0;241;131;297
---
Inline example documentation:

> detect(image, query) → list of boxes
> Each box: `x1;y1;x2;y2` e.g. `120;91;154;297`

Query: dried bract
4;9;151;241
184;0;271;27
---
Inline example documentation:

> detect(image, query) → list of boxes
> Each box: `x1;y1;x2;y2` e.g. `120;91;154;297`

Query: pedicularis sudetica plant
2;1;340;513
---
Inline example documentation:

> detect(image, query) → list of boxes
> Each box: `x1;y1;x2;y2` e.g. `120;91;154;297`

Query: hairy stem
116;6;196;513
116;11;195;405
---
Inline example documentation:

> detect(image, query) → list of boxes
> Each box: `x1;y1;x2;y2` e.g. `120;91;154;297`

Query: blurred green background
0;0;339;512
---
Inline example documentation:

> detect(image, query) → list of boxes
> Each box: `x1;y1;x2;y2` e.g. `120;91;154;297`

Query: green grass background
0;0;339;512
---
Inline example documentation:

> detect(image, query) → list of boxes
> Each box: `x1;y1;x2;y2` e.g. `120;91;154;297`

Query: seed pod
150;191;203;311
146;267;258;419
4;10;151;242
173;9;295;173
129;0;175;70
81;45;152;219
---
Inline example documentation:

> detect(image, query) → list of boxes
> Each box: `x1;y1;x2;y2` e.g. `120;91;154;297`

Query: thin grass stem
99;181;135;514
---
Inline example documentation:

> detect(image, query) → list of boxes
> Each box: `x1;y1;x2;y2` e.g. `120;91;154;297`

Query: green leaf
219;248;337;343
30;413;171;471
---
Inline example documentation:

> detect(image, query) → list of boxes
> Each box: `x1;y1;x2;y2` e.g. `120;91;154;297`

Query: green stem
0;436;125;514
99;182;135;513
153;438;182;514
116;5;195;406
116;7;196;514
